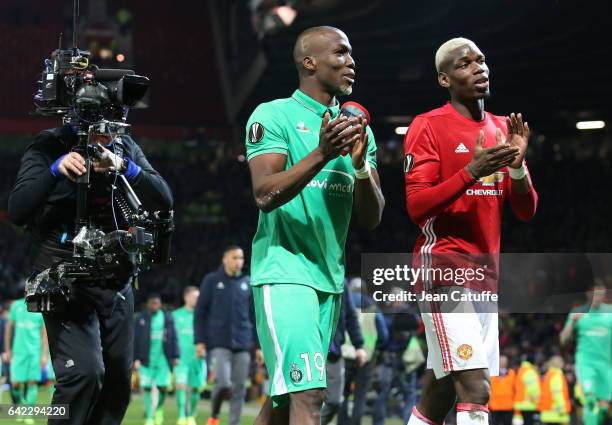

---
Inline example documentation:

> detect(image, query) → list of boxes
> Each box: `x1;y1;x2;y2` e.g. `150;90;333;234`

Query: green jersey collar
291;89;339;119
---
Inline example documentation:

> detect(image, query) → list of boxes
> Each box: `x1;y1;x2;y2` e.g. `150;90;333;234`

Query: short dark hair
223;245;242;254
147;292;161;301
183;286;199;297
590;279;607;290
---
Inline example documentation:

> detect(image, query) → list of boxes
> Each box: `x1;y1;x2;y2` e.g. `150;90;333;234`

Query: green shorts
253;283;341;407
10;353;42;383
174;358;206;389
140;359;171;388
576;359;612;401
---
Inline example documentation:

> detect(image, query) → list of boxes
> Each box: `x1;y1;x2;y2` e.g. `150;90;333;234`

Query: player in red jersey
403;38;538;425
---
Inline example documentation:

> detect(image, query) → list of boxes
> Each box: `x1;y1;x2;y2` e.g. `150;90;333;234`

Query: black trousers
491;410;514;425
43;281;134;425
521;411;537;425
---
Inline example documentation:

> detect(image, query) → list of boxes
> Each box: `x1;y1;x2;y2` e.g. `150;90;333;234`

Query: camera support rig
25;121;174;313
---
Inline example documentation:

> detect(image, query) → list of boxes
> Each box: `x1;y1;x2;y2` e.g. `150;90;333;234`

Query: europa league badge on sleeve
404;154;414;173
248;122;265;144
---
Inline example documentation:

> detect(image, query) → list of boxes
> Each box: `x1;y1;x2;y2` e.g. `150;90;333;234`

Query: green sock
189;390;200;418
49;384;55;399
143;388;153;419
156;389;166;411
11;384;23;405
176;389;186;419
597;408;608;425
26;384;38;405
583;397;601;425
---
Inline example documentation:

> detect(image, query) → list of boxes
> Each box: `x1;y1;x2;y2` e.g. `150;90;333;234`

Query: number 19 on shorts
297;352;325;383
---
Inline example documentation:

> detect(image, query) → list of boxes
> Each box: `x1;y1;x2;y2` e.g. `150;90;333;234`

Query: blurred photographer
8;119;173;425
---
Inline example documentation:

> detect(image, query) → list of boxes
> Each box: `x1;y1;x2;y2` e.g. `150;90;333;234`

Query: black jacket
194;265;256;351
133;309;179;367
328;283;364;360
380;308;420;353
8;125;173;272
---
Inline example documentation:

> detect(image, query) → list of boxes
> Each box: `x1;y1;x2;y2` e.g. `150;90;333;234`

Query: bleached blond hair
435;37;475;72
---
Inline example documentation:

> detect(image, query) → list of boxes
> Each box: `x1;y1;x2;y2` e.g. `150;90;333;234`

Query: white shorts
420;310;499;379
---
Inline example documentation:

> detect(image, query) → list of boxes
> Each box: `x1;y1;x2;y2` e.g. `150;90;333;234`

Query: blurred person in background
373;292;420;425
0;304;6;405
538;355;571;425
194;246;260;425
320;281;366;425
338;278;389;425
514;355;541;425
3;298;47;424
560;280;611;425
134;293;180;425
172;286;205;425
489;354;516;425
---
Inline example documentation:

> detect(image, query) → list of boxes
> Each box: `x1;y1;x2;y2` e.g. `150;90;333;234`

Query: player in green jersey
0;307;6;406
3;298;47;424
560;281;611;425
134;294;180;425
246;26;385;424
172;286;205;425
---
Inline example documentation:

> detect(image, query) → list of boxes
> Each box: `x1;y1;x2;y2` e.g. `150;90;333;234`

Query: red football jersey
403;103;538;291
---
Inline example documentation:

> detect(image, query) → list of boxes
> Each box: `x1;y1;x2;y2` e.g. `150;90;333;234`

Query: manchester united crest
457;344;473;360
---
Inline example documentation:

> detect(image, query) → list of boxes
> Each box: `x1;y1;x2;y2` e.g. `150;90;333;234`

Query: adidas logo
455;143;469;153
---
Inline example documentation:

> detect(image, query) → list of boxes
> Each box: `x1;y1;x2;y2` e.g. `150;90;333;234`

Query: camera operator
8;119;173;425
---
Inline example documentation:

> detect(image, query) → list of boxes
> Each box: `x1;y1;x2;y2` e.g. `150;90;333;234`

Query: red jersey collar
444;102;489;127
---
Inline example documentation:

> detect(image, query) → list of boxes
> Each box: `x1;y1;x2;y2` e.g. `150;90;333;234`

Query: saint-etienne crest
289;363;303;384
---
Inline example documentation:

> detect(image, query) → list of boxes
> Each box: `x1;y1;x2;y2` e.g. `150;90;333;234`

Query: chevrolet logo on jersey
479;172;505;186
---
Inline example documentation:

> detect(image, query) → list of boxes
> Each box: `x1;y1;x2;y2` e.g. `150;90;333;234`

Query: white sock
408;406;438;425
456;403;489;425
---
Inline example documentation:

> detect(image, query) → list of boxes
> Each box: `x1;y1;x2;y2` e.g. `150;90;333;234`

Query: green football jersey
172;307;195;362
566;303;612;364
149;310;165;362
245;89;377;294
8;298;44;356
